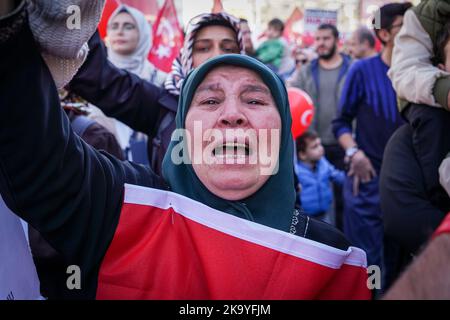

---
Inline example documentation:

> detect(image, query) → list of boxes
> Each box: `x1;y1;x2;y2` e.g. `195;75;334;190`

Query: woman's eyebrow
220;38;238;44
240;84;270;95
195;83;223;94
193;39;213;44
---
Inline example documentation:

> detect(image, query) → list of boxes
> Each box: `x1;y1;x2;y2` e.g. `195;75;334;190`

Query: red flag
98;0;121;39
212;0;224;13
283;7;303;44
121;0;159;22
148;0;184;73
96;184;371;300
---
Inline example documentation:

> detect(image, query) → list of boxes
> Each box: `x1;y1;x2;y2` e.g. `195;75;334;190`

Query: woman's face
107;12;140;55
192;25;240;68
185;66;281;201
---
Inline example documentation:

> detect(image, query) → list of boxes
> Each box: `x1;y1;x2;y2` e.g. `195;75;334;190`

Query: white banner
304;9;338;33
0;195;42;300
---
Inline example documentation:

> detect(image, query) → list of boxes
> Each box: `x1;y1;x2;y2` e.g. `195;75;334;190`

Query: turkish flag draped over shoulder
96;184;371;300
148;0;184;73
98;0;121;39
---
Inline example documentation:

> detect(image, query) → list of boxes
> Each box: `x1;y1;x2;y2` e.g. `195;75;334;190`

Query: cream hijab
107;5;165;84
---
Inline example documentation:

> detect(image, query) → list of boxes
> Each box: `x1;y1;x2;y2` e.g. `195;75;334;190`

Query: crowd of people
1;0;450;300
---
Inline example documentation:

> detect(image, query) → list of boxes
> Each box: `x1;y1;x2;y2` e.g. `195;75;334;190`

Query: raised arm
69;31;176;135
0;4;162;299
388;10;450;110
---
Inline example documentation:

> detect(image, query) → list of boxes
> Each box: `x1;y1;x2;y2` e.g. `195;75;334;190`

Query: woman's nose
211;44;222;59
218;105;248;127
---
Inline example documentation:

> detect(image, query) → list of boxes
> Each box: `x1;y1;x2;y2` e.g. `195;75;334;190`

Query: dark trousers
405;104;450;212
324;144;345;230
343;175;394;294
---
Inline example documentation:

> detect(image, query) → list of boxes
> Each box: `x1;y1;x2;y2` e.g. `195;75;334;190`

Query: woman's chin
205;172;263;201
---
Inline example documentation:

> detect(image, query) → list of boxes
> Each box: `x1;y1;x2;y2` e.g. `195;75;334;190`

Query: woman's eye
124;24;136;31
247;100;265;105
194;47;209;53
201;99;219;105
108;23;119;30
222;46;239;53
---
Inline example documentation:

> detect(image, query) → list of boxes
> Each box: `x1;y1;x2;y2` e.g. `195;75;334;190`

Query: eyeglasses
107;22;137;32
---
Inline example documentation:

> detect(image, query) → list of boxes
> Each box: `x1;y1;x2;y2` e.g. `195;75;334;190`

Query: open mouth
212;142;251;159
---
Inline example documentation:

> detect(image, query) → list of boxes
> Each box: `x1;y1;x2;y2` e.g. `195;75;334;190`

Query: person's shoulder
349;57;368;70
296;213;352;250
346;56;375;77
295;160;312;174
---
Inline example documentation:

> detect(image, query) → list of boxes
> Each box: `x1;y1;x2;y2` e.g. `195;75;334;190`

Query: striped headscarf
164;12;245;96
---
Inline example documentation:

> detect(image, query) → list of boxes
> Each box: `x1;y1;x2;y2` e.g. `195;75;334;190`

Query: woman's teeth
213;143;250;158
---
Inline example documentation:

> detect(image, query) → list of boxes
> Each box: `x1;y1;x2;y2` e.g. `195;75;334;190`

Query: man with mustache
290;23;352;229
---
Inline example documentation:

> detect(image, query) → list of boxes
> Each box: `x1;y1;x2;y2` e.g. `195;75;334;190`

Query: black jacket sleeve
68;31;171;135
380;124;447;254
0;10;164;299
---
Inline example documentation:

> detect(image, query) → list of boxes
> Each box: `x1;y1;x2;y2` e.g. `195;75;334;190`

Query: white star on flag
156;45;171;59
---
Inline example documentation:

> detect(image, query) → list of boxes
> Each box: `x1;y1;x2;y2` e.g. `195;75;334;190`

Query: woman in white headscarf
106;4;167;86
90;4;168;160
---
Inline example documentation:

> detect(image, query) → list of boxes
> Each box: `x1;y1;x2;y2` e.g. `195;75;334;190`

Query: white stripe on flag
123;184;367;269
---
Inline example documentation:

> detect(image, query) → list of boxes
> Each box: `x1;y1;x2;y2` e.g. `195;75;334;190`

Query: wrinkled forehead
202;65;262;81
194;65;272;95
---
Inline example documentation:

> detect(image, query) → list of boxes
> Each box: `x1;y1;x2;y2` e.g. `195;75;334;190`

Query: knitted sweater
27;0;105;88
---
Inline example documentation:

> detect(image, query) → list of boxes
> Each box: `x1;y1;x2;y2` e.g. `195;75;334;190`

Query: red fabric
212;0;224;13
98;0;121;39
433;213;450;239
121;0;159;20
283;7;303;45
148;0;184;73
96;188;370;300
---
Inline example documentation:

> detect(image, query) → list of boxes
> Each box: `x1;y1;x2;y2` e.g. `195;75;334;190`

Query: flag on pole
212;0;224;13
96;184;371;300
148;0;184;73
283;7;303;45
98;0;121;39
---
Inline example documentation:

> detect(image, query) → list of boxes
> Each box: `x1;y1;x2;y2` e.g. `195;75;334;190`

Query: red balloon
98;0;121;39
288;87;314;139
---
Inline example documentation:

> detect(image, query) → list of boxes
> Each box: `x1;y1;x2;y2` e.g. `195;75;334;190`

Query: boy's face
299;138;324;163
267;26;282;39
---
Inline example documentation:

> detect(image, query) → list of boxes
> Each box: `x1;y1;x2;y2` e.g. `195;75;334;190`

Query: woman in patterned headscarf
164;12;245;96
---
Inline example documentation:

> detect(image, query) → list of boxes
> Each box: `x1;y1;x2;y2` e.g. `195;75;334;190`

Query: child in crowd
388;0;450;211
256;18;285;72
295;131;344;224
